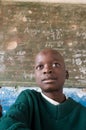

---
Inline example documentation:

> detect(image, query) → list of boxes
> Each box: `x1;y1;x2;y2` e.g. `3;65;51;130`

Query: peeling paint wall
0;2;86;87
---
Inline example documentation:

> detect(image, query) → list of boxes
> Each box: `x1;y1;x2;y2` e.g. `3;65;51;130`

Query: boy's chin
41;85;61;93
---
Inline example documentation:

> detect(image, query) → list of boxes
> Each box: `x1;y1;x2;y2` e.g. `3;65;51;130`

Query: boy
0;48;86;130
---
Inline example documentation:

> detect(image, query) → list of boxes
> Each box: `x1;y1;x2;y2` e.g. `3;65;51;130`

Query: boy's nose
43;65;52;74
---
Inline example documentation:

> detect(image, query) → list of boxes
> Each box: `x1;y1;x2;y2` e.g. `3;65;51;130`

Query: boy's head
34;48;69;93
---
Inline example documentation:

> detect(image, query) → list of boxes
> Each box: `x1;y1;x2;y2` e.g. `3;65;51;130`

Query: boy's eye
52;63;60;68
36;65;44;70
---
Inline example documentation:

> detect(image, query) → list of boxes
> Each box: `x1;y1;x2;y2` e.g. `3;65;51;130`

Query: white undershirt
41;92;68;105
41;92;60;105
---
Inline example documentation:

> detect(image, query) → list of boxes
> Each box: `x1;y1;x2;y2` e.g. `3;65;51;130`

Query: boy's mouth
42;77;57;83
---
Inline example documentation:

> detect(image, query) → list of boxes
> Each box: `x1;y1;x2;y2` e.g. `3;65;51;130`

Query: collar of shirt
41;92;60;105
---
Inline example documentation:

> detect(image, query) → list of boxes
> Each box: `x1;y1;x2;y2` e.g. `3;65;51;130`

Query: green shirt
0;89;86;130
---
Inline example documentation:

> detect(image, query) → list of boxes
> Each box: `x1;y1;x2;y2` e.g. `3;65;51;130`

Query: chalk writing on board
76;31;86;40
24;28;63;40
23;71;34;80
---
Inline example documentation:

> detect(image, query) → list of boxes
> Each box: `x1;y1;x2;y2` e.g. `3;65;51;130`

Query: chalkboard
0;2;86;87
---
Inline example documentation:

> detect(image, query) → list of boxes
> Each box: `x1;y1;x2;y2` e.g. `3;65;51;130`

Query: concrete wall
0;1;86;87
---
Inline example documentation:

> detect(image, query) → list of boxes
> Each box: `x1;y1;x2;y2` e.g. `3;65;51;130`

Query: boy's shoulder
21;88;41;98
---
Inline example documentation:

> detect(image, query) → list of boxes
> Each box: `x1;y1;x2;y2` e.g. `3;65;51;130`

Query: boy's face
34;49;68;93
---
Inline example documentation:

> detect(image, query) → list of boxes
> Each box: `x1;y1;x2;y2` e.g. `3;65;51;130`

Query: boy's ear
65;70;69;79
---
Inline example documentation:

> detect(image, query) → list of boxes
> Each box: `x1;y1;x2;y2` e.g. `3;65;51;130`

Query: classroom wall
0;1;86;87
